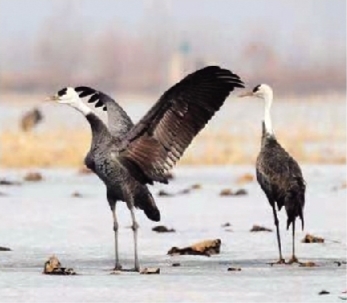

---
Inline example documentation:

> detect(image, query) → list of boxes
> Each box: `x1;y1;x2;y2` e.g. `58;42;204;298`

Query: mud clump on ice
299;261;318;267
301;234;325;243
157;184;202;197
0;179;21;186
71;191;83;198
24;172;43;182
318;290;330;295
227;267;242;272
167;239;221;257
157;190;174;197
219;188;248;196
0;246;11;251
152;225;176;233
43;256;76;275
140;267;160;275
172;262;181;267
250;224;273;232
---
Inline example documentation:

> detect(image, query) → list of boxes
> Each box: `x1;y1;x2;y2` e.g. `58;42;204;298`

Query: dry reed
1;125;345;168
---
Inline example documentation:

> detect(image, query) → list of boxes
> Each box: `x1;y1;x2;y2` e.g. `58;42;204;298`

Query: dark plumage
257;131;305;229
241;84;306;264
52;66;244;271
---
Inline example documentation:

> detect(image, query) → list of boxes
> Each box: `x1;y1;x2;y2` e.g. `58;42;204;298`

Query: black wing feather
117;66;244;184
75;86;95;98
88;93;100;103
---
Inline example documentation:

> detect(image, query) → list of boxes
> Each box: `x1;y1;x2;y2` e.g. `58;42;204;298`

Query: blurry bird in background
20;108;43;132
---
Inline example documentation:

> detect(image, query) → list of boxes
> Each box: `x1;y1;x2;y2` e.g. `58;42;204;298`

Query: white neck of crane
70;99;92;116
263;95;274;136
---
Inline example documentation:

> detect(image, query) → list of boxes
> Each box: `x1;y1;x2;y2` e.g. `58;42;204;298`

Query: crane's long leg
287;219;299;264
272;205;285;264
129;206;140;272
112;206;122;270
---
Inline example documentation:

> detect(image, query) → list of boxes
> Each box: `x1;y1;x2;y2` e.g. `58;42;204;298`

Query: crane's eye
57;88;67;97
252;85;261;93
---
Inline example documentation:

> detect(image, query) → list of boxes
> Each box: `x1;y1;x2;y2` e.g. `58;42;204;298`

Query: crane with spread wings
48;66;244;272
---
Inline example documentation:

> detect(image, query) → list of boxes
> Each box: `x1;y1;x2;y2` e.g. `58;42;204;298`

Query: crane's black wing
74;86;134;140
117;66;244;184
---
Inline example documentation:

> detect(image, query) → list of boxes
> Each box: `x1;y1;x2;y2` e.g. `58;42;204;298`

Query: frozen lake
0;165;346;302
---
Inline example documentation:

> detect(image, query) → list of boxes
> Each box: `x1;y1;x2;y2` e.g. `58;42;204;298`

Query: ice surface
0;165;346;302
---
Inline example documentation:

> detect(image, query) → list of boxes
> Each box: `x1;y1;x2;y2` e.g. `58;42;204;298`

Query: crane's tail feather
286;214;304;230
134;190;160;222
143;205;160;222
285;185;305;230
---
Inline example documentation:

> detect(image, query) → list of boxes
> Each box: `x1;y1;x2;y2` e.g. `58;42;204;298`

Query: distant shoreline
0;91;346;105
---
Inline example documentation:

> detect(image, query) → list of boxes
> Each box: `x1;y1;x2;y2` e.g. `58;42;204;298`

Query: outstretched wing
117;66;244;184
75;87;133;140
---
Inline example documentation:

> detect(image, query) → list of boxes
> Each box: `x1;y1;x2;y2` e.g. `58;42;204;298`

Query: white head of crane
48;87;92;116
239;84;274;136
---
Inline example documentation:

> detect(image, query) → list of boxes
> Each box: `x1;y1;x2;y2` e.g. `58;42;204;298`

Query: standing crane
240;84;306;264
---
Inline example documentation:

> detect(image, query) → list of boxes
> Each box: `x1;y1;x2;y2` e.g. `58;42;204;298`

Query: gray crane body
84;112;159;221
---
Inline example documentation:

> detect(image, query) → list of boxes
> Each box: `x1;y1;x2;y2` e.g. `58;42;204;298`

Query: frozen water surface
0;165;346;302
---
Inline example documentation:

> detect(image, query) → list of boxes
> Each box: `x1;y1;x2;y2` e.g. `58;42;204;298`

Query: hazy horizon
0;0;345;94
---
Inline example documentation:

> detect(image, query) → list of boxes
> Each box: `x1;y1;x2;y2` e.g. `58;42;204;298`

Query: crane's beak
238;91;254;98
45;95;59;102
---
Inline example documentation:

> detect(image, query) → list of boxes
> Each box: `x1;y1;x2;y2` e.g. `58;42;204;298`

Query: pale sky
0;0;345;70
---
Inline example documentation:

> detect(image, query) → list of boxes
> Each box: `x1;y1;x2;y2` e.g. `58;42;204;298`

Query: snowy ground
0;165;346;302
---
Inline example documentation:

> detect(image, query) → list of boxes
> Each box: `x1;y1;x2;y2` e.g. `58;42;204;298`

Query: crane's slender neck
69;101;92;116
86;112;112;149
68;101;111;148
263;94;274;136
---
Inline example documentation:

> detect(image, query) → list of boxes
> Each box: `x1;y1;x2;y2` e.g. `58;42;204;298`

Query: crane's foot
113;264;123;271
286;255;300;265
268;258;286;266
